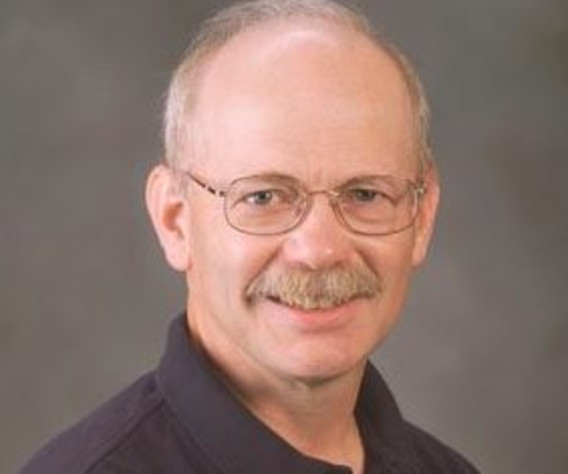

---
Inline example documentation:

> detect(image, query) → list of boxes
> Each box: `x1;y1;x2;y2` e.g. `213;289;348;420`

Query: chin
264;339;372;386
249;298;396;384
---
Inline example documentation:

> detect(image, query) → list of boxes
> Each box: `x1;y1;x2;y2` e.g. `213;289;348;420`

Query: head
163;0;432;170
146;0;439;386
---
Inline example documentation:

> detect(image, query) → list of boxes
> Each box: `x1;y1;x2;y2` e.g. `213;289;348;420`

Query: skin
146;19;439;473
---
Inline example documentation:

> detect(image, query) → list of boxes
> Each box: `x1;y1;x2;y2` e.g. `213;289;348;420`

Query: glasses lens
336;176;418;235
223;174;419;236
225;175;305;234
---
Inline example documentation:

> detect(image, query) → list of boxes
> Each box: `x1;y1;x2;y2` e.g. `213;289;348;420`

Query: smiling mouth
265;293;358;311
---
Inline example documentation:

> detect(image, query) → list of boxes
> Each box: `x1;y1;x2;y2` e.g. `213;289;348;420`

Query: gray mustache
245;265;382;310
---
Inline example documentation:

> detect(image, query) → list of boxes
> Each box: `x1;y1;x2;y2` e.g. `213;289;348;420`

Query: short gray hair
163;0;432;170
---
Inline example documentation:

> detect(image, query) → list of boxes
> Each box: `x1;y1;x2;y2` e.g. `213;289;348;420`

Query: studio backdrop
1;1;567;473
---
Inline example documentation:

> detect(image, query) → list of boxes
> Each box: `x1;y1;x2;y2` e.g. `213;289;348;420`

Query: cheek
362;233;416;307
224;235;283;294
189;213;280;302
185;203;230;294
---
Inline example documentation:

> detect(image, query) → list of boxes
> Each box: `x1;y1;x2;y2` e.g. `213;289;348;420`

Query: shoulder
19;372;166;474
404;421;480;474
357;364;480;473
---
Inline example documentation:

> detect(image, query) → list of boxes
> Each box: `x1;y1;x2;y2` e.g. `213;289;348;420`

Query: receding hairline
164;0;432;169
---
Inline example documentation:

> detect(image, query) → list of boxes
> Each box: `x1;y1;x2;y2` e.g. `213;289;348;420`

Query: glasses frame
177;169;427;236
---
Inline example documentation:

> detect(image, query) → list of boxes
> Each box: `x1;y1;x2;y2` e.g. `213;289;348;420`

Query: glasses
178;170;426;236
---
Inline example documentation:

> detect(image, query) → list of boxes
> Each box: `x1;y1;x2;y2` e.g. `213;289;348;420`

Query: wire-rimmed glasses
178;170;426;236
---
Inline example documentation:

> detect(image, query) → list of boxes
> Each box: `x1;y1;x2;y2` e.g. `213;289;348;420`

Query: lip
258;296;364;332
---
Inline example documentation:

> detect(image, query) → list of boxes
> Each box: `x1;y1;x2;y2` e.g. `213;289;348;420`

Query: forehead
189;20;418;181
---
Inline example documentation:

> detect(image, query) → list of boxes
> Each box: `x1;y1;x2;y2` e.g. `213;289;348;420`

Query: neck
227;360;367;473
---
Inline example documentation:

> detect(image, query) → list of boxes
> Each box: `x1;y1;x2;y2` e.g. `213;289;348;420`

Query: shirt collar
157;314;419;474
355;366;421;473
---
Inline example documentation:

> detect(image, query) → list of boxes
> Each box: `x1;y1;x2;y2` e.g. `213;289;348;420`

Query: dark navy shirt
20;315;479;473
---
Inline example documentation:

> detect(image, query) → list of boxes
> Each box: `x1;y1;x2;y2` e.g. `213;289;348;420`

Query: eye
344;187;389;204
239;187;298;208
244;189;277;206
349;188;382;202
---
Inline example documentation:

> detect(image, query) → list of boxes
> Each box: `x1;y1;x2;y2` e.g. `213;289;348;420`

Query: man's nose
280;194;354;269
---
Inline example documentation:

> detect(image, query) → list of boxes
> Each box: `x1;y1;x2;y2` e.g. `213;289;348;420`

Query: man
20;1;479;473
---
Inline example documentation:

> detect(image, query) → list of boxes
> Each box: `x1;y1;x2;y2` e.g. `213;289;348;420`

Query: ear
145;164;192;272
412;162;440;267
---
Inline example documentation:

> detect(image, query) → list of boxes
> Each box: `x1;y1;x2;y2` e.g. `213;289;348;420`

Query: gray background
2;1;567;473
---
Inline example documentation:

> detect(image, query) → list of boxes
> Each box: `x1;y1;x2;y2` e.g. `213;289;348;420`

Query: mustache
245;264;382;310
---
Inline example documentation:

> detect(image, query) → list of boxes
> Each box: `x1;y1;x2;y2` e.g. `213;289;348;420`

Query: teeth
276;293;350;310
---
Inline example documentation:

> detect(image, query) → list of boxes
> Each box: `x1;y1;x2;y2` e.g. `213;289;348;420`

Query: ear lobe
145;164;192;271
411;162;440;267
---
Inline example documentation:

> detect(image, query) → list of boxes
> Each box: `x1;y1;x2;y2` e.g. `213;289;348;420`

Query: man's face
175;22;438;385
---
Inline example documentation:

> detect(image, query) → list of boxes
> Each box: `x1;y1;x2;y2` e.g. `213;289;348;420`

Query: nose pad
280;193;353;269
322;190;345;226
292;190;341;229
